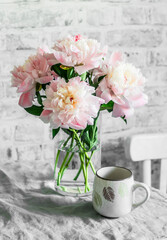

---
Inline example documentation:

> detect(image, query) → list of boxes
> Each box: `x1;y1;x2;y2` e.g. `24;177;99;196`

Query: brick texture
0;0;167;189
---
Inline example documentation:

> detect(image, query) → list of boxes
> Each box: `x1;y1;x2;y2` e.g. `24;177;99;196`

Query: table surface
0;168;167;240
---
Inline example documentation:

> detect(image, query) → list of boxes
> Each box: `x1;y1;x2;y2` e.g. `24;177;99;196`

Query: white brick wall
0;0;167;187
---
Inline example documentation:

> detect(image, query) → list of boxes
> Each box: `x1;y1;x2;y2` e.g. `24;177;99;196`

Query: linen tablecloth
0;163;167;240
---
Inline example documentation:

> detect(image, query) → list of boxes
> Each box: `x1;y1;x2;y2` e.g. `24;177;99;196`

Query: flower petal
54;51;73;67
17;77;35;93
112;102;134;118
109;52;122;67
19;88;35;108
36;75;53;84
130;92;148;107
75;63;97;75
40;110;52;123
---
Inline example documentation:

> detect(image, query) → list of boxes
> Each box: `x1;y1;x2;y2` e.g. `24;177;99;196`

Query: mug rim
96;166;133;181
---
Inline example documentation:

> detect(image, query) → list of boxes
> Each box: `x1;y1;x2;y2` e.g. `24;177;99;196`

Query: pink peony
37;47;58;66
11;49;54;108
40;76;104;130
52;35;107;75
96;52;148;118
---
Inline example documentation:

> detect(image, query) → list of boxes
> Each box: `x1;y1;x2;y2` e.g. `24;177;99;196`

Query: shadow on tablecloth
1;166;167;240
1;167;119;239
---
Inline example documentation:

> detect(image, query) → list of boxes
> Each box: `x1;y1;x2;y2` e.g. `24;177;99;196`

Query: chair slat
125;133;167;193
143;160;151;186
159;158;167;194
125;134;167;162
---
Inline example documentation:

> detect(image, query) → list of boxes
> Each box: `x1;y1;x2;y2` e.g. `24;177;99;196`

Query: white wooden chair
124;133;167;194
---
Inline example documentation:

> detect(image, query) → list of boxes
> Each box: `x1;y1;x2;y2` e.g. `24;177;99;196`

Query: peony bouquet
11;34;148;194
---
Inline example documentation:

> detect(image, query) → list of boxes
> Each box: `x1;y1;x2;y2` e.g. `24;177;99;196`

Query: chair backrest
124;133;167;193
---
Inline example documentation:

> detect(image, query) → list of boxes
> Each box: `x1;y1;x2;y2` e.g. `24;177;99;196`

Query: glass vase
53;119;101;197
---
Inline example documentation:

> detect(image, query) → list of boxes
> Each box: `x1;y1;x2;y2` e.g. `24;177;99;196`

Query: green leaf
42;83;49;91
89;125;94;141
80;126;91;147
81;118;99;151
24;105;43;116
51;64;62;76
98;74;106;83
89;125;98;149
94;75;106;89
51;64;78;82
62;128;73;137
67;68;74;79
86;72;94;87
51;64;67;81
36;91;43;106
89;140;98;150
81;131;90;147
52;128;60;139
121;116;127;124
80;72;87;81
60;65;72;70
100;100;114;112
36;83;42;91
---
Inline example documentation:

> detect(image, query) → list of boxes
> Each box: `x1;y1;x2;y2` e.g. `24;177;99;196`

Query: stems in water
54;128;98;193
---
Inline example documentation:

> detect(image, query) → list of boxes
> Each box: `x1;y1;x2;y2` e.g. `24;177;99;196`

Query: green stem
89;161;96;175
70;129;97;178
55;133;72;185
86;151;96;174
57;151;70;186
85;164;90;192
84;152;90;192
86;151;94;165
54;134;71;181
60;152;75;179
62;136;71;150
73;164;82;181
74;152;95;182
70;129;89;158
36;91;43;106
54;149;60;179
72;129;87;151
60;132;75;179
70;132;75;149
79;153;89;193
68;129;98;191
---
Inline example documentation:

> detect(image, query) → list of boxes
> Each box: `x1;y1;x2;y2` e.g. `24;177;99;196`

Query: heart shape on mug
103;187;115;202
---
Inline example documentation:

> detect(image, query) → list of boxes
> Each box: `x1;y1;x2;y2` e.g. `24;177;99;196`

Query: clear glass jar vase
53;118;101;197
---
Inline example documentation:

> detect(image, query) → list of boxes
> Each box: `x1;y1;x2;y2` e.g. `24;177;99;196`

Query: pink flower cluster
40;76;104;130
11;49;54;108
11;35;148;130
96;52;148;118
52;34;107;74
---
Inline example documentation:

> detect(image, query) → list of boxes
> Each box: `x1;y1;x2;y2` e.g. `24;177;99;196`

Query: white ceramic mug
92;166;150;218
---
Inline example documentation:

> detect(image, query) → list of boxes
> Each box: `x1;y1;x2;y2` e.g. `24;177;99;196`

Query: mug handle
132;182;151;208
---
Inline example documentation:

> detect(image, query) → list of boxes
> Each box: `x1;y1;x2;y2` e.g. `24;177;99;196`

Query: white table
0;168;167;240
